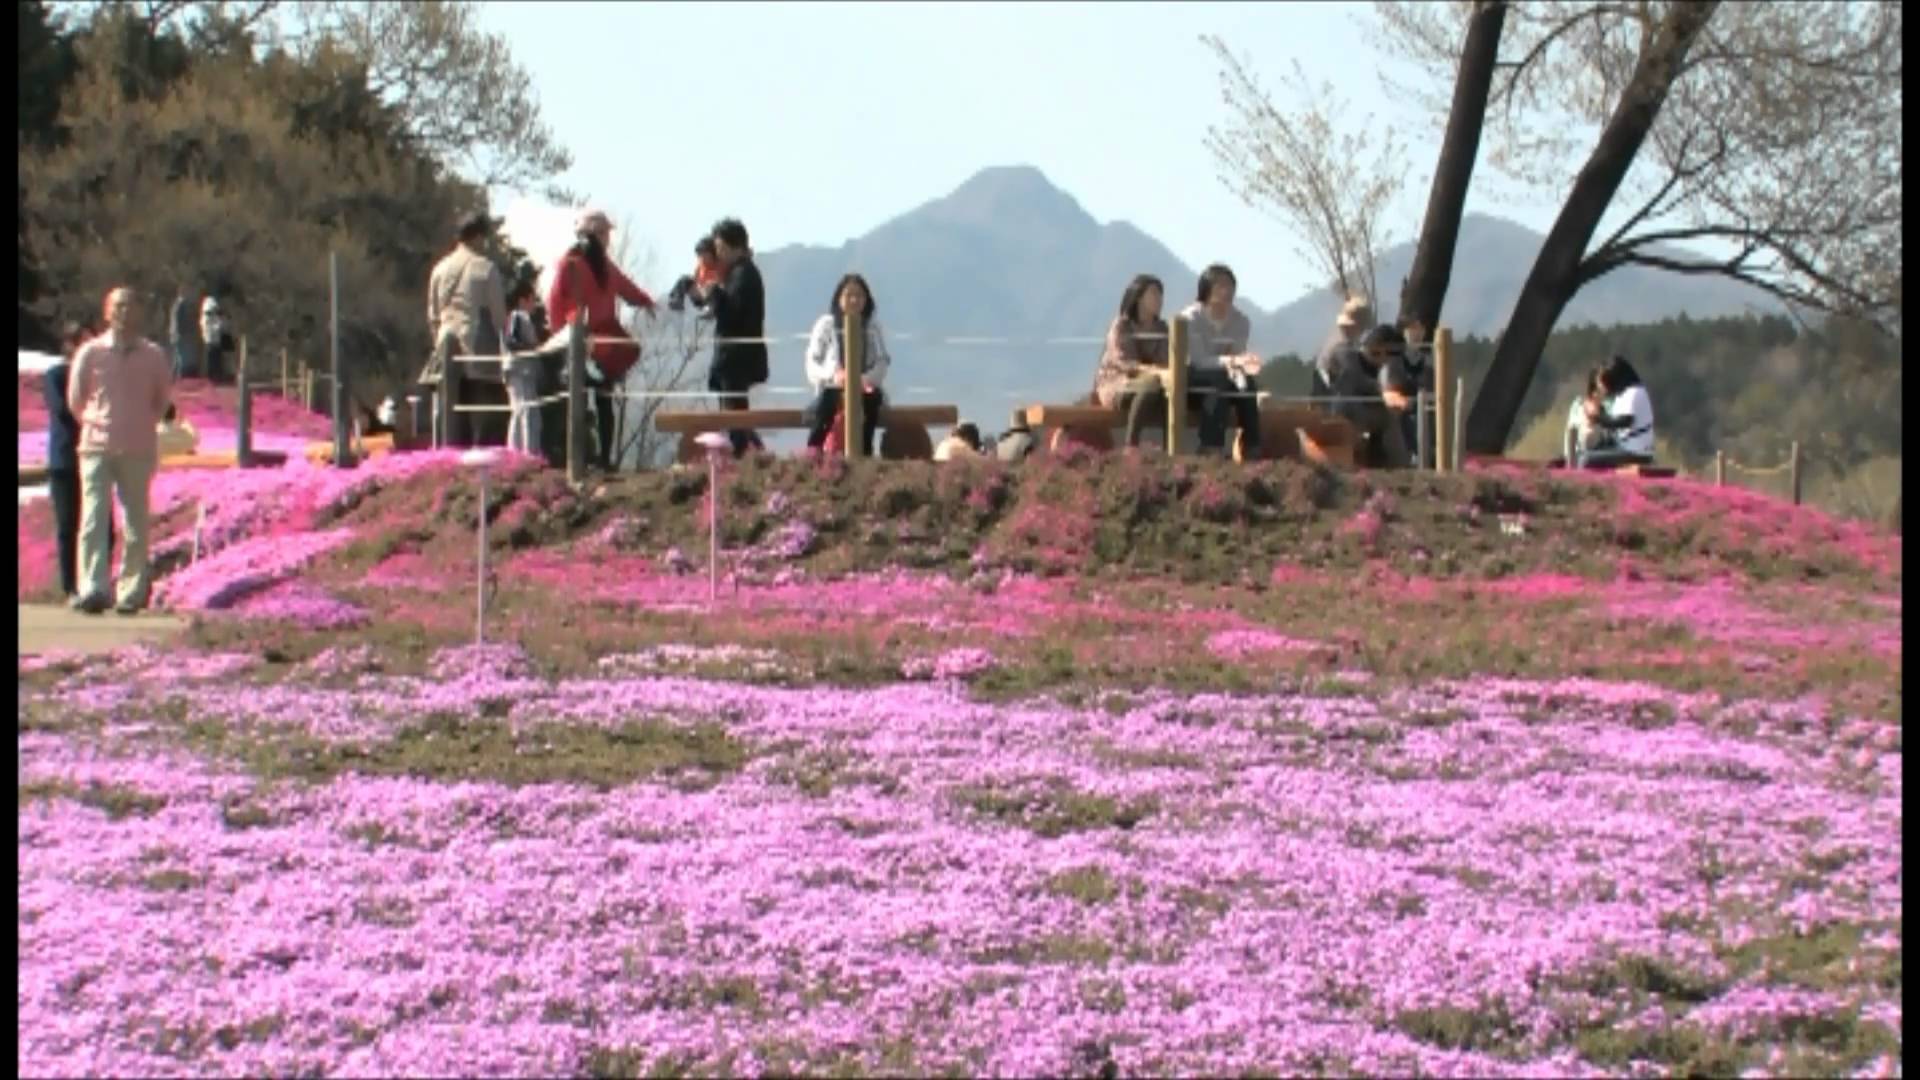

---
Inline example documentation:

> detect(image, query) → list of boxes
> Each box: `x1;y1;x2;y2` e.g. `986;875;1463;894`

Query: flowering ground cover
16;385;1903;1076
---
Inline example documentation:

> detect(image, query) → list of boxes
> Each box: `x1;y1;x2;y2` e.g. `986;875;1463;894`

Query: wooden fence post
1714;450;1725;487
235;337;252;468
566;316;588;486
1433;327;1453;474
1166;316;1188;455
280;347;290;401
843;307;865;460
1790;440;1802;505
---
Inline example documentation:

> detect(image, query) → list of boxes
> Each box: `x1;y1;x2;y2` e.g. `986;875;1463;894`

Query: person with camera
691;218;768;457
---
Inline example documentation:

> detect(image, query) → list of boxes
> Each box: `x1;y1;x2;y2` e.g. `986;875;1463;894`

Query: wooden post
304;367;314;412
1432;327;1453;473
566;315;588;486
1416;390;1431;470
1714;450;1725;487
1453;375;1465;473
235;337;252;468
842;308;866;460
280;347;290;401
437;349;459;450
330;250;351;467
1790;440;1802;505
1166;316;1188;455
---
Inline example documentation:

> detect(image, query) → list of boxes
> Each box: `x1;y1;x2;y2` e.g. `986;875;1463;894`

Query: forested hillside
16;2;556;398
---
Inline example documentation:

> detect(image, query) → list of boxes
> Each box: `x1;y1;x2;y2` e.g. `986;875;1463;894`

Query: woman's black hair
1362;324;1405;351
60;321;88;356
507;280;535;306
574;231;610;288
694;236;716;258
1117;274;1165;323
1197;263;1237;303
1598;355;1643;394
955;422;982;450
711;218;750;251
827;273;877;320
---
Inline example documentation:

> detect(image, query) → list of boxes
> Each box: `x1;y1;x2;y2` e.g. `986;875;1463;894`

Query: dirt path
17;604;187;656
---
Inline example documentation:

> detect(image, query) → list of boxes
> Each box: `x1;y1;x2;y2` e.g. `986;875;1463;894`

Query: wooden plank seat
304;432;399;464
1021;402;1361;468
655;405;959;462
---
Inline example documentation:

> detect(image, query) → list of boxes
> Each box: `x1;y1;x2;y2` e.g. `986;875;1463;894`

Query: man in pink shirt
66;286;173;615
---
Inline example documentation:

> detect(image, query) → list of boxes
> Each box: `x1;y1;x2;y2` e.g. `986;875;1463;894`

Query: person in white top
1562;367;1605;465
1176;263;1263;456
1579;356;1656;469
802;273;891;456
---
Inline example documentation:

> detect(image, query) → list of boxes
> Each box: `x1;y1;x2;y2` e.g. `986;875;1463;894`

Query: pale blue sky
481;1;1570;312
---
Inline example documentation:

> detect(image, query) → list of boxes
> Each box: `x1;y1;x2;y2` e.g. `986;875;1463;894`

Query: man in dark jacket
44;322;113;598
168;288;199;381
696;218;768;457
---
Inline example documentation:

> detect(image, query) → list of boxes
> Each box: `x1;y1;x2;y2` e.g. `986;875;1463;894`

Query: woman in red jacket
545;209;658;471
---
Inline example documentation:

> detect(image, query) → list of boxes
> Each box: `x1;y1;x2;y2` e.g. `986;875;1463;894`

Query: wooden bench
654;405;960;462
1022;402;1361;468
304;433;403;465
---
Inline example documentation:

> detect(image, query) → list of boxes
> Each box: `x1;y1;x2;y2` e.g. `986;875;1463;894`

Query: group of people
425;209;770;470
420;209;1655;473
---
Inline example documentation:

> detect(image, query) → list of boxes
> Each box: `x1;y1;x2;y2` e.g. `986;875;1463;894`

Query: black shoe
115;599;147;616
70;593;109;615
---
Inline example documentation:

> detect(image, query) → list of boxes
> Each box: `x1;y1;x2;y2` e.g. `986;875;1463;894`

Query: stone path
17;604;187;656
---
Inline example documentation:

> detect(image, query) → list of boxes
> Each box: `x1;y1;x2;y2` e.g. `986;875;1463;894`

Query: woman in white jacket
803;273;891;456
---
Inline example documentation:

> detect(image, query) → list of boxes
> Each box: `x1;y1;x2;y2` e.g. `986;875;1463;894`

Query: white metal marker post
694;433;731;607
462;448;499;644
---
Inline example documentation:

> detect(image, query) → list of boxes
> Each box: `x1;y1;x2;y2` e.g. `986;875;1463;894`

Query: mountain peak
936;165;1088;226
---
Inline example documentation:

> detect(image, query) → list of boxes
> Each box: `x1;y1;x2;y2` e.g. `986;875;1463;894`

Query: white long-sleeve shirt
803;314;891;391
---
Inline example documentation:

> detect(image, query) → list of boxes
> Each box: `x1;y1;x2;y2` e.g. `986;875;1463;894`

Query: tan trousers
79;452;157;606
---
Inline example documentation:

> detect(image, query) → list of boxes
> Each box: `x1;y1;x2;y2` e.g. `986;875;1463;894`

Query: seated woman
1176;264;1263;456
1331;324;1411;468
803;273;891;457
934;422;983;462
1093;274;1170;441
1578;356;1655;469
1561;366;1606;465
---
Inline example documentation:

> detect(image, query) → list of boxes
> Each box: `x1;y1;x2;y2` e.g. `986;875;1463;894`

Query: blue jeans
171;340;198;380
504;357;543;456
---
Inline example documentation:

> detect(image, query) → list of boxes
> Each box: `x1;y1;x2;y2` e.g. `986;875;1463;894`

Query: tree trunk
1464;0;1721;456
1399;0;1507;329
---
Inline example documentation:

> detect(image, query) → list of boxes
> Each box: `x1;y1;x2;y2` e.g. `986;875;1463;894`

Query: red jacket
546;250;656;382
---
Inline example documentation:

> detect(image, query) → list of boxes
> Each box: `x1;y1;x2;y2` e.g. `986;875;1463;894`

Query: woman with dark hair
1331;323;1411;468
545;208;659;470
44;321;112;598
1093;274;1169;416
1578;356;1655;469
802;273;891;455
1176;264;1263;456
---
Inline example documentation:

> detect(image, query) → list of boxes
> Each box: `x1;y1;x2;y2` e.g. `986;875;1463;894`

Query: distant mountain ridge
751;165;1783;433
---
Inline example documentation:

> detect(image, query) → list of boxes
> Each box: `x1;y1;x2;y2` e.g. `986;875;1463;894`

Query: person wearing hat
428;209;513;446
545;207;658;471
1314;295;1374;408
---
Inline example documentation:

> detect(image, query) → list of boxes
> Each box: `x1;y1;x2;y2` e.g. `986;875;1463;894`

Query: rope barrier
1724;457;1795;476
445;330;1260;360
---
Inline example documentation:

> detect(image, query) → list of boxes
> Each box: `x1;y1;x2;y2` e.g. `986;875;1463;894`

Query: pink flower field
16;386;1903;1077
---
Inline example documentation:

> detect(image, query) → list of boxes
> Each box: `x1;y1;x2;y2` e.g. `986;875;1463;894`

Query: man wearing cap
545;208;658;471
1313;295;1374;409
428;210;512;446
67;287;172;615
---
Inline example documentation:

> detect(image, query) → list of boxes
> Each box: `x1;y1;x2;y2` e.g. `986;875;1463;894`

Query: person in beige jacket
427;211;512;445
66;287;173;614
